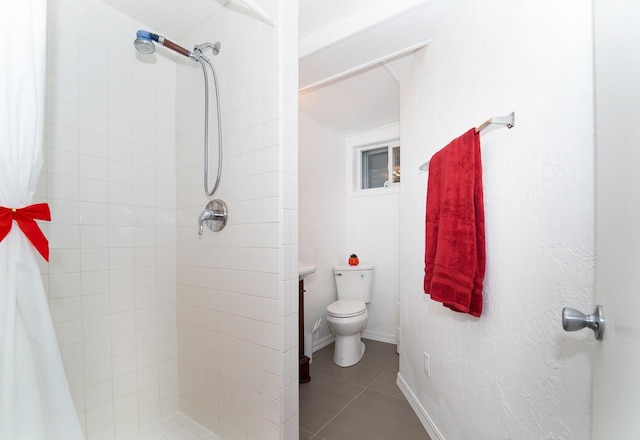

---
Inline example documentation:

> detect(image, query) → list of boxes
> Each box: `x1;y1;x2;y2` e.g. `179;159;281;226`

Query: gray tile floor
300;339;431;440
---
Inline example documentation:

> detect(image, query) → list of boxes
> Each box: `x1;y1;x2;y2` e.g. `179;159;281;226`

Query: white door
592;1;640;438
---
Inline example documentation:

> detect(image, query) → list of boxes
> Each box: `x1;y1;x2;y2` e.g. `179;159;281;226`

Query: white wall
174;2;299;439
43;0;179;437
299;117;400;347
298;112;346;344
398;1;595;439
345;125;400;343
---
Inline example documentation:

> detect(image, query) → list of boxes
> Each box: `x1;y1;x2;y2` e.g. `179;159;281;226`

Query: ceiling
102;0;446;136
103;0;223;41
298;0;445;135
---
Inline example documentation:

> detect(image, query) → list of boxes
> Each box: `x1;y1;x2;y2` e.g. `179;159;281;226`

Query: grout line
310;359;398;437
366;359;395;389
303;341;402;438
365;361;408;401
311;385;369;437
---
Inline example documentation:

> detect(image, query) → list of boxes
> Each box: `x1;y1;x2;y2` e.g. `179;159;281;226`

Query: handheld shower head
134;30;156;54
133;30;193;58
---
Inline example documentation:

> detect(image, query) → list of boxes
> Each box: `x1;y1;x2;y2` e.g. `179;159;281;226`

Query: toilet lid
327;300;366;318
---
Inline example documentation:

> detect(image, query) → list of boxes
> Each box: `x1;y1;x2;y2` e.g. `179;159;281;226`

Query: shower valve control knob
198;199;228;234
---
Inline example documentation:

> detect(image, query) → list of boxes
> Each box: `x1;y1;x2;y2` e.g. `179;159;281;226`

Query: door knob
562;305;604;340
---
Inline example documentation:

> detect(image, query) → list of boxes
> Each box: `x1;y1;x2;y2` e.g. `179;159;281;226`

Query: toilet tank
333;264;375;303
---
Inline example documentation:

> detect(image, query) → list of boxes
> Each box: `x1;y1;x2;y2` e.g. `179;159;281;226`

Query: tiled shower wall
174;2;299;439
41;0;298;439
41;0;179;437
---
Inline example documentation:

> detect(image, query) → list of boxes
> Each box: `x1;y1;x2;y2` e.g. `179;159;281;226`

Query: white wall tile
84;359;113;387
50;297;83;323
113;372;137;399
49;272;82;299
49;249;82;274
44;6;178;436
113;392;138;421
44;1;297;438
111;311;136;335
55;320;84;347
80;226;109;249
85;380;113;410
111;332;136;357
81;249;110;272
109;269;134;291
82;316;111;341
80;202;109;225
86;402;114;432
84;337;112;363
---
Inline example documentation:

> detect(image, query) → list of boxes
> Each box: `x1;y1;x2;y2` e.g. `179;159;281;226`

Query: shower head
133;30;192;58
134;30;156;54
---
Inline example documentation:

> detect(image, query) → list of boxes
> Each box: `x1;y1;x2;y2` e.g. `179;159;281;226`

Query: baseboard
312;334;335;352
361;329;398;345
312;331;397;352
396;373;445;440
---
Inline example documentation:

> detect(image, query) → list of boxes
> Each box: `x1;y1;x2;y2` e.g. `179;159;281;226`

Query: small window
358;143;400;190
362;147;389;189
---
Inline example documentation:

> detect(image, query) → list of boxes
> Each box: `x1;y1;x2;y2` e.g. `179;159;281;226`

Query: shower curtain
0;0;82;438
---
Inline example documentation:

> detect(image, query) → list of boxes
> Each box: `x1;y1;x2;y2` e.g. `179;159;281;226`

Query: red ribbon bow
0;203;51;261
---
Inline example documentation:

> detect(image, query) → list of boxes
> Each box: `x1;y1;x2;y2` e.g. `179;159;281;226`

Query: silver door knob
562;305;605;340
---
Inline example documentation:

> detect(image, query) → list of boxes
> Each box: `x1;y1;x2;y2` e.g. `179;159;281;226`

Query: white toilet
326;264;374;367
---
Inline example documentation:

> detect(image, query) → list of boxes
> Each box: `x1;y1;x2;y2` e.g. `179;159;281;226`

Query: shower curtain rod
418;111;515;171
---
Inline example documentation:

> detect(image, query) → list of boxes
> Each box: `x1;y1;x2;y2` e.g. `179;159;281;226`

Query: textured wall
398;0;596;438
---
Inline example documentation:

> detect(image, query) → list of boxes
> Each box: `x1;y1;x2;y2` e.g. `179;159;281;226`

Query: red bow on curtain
0;203;51;261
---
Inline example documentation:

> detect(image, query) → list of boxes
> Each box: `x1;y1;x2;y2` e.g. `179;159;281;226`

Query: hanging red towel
424;128;486;317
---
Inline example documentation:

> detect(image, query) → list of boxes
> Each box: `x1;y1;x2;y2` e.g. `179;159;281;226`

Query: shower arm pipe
197;55;223;197
161;39;191;58
152;34;192;58
193;42;221;57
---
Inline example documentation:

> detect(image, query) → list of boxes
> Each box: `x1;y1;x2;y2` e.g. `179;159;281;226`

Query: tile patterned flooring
128;339;428;440
299;339;431;440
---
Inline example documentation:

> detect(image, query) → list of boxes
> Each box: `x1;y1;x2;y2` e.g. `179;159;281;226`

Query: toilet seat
327;300;366;318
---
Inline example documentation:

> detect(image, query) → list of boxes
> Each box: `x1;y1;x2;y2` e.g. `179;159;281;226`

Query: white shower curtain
0;0;83;438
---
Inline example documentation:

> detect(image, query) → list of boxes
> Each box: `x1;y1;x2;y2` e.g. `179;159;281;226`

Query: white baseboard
312;334;335;352
312;330;397;352
396;373;445;440
361;329;398;345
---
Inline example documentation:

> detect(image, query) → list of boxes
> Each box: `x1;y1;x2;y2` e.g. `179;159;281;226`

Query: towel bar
419;111;515;171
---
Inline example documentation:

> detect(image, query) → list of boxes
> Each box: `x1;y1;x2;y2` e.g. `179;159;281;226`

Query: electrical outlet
423;352;431;377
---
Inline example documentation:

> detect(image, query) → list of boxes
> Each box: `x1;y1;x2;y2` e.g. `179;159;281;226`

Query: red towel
424;128;486;317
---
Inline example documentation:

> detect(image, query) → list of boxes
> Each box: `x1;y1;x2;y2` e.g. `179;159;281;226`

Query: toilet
326;264;374;367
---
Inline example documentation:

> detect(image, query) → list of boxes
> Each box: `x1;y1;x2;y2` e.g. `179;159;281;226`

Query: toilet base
333;335;365;367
